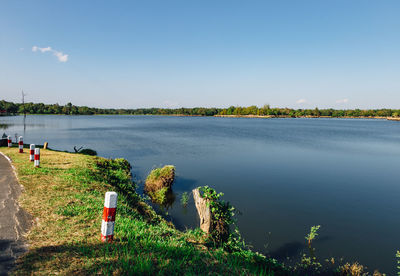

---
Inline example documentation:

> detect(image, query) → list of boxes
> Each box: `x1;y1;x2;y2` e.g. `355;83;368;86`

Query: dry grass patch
0;148;104;272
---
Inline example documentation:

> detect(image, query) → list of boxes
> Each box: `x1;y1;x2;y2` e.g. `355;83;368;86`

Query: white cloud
32;45;69;62
336;98;349;104
54;51;68;62
296;99;307;104
32;46;52;53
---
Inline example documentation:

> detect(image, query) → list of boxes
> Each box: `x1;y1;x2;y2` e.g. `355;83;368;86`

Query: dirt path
0;153;31;276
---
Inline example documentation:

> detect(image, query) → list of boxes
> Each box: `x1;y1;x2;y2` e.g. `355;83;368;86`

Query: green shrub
198;186;242;251
94;158;137;203
79;148;97;156
305;225;321;247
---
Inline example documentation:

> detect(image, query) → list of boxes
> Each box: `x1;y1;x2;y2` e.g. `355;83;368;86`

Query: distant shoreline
2;113;400;121
2;100;400;118
215;114;400;120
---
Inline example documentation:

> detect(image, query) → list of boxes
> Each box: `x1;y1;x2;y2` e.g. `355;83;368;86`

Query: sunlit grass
0;147;284;275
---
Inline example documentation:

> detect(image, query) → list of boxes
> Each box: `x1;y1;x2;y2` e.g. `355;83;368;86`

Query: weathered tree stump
145;165;175;194
192;188;212;234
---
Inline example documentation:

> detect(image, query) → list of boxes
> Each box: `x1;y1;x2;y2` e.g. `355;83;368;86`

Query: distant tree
62;102;73;115
227;106;235;115
1;100;398;118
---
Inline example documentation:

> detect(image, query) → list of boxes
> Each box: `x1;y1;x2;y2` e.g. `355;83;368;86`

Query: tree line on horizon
1;100;399;118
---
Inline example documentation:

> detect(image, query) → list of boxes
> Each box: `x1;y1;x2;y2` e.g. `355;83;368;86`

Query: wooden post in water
192;188;212;234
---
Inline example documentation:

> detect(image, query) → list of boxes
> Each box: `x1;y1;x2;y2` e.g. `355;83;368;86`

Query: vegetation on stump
196;186;242;251
145;165;175;204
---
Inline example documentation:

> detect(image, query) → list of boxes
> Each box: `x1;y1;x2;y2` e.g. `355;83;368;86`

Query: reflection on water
160;190;176;209
0;123;11;130
23;115;26;135
146;189;176;210
0;115;399;274
269;241;304;260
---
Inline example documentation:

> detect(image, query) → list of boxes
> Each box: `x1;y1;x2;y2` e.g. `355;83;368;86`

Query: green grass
145;165;176;206
146;165;175;183
0;148;286;275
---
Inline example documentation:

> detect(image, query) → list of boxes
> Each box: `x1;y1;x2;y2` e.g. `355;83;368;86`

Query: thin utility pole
21;90;27;134
21;90;27;117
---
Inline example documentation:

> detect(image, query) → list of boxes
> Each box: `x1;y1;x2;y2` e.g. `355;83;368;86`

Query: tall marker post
29;144;35;162
34;148;40;167
18;136;23;153
101;191;118;242
7;136;12;148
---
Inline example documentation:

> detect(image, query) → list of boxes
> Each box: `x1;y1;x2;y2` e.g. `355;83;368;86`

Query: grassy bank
0;147;284;275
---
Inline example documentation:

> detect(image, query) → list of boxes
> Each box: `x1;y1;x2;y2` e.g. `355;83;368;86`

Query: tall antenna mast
21;90;27;117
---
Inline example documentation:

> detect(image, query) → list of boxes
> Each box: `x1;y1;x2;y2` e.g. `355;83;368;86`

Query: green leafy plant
396;250;400;275
305;225;321;247
198;186;243;251
180;191;189;207
299;253;322;273
303;225;321;271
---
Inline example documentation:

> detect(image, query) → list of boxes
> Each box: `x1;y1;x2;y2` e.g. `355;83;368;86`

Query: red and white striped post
29;144;35;162
18;136;23;153
101;191;118;242
34;148;40;167
7;136;12;148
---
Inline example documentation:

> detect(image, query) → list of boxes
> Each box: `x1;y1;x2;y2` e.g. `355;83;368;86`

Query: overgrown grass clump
145;165;175;189
0;148;286;275
145;165;175;205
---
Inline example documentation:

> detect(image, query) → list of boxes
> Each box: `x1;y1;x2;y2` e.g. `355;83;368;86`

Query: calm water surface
1;115;399;273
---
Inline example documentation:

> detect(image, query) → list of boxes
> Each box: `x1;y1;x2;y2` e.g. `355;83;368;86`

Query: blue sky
0;0;399;109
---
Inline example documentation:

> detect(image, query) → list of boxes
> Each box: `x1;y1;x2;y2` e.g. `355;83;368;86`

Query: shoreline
0;145;388;275
1;113;400;120
0;147;287;275
214;114;395;120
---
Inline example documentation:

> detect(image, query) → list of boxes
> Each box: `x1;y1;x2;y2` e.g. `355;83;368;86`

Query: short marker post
34;148;40;167
29;144;35;162
101;191;118;242
18;136;23;153
7;136;12;148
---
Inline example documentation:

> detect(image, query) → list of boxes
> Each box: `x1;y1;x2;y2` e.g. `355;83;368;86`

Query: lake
1;115;399;274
